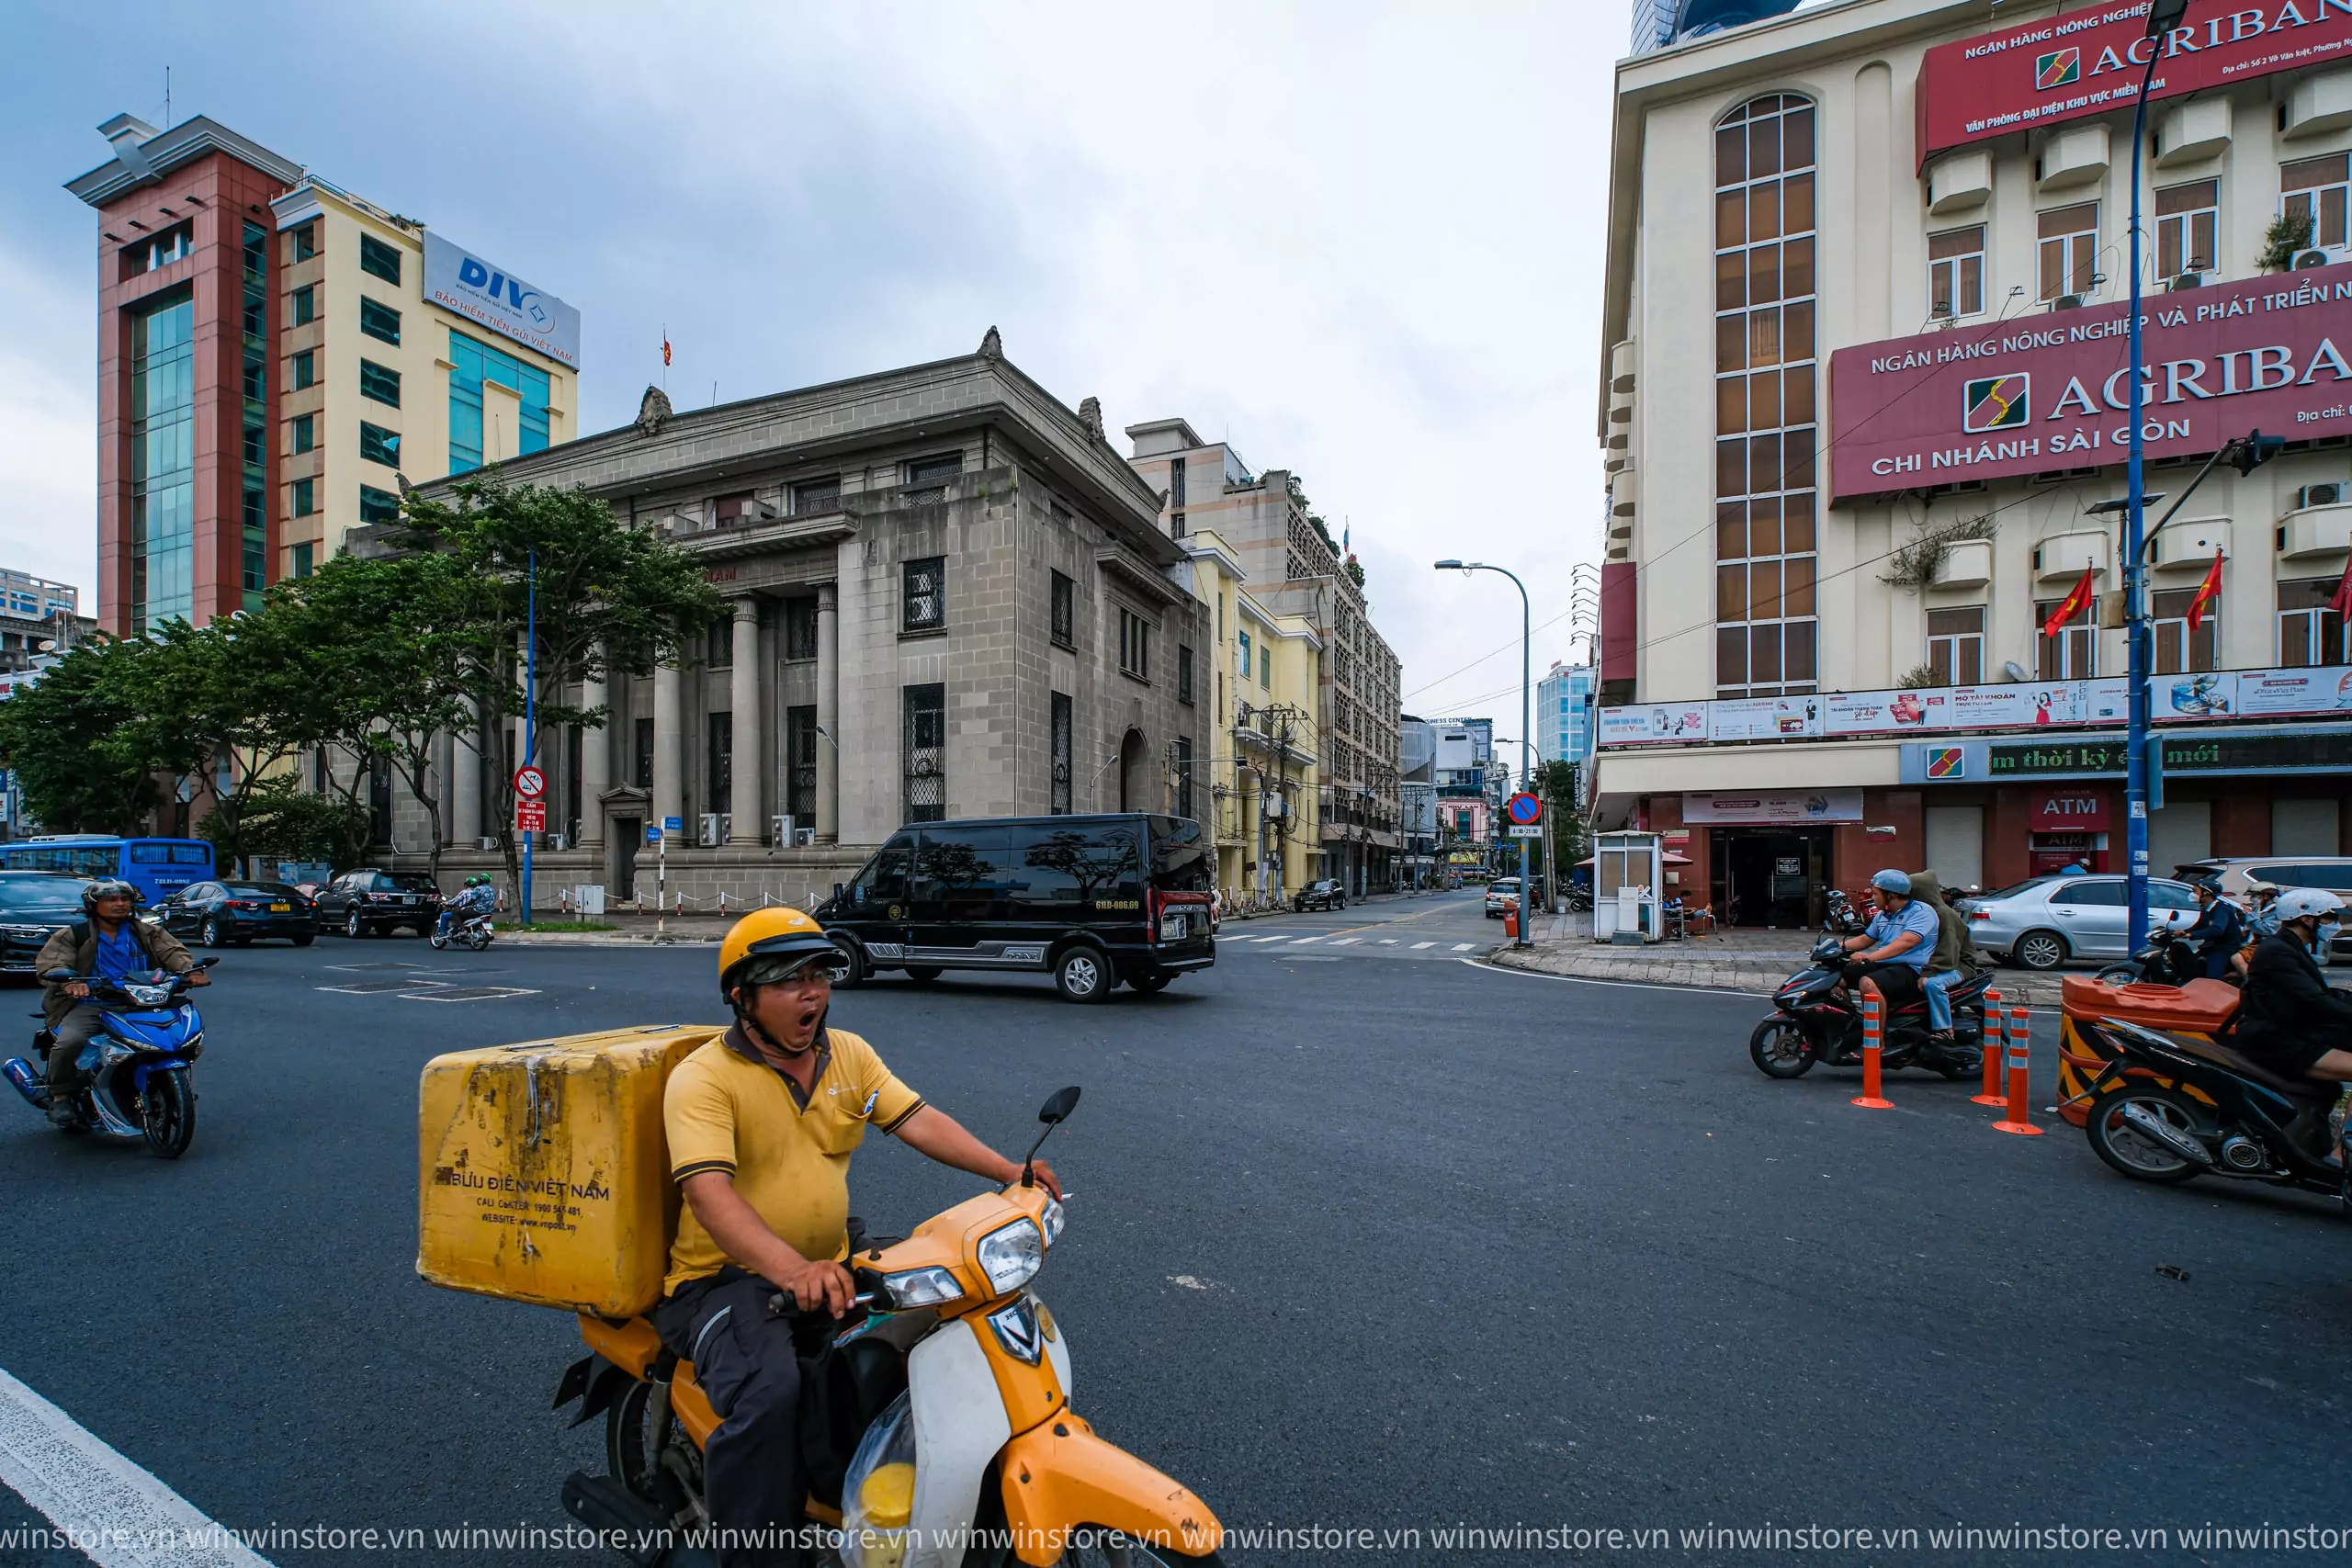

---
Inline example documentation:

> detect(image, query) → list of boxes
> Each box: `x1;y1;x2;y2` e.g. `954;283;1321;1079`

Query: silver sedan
1957;874;2201;971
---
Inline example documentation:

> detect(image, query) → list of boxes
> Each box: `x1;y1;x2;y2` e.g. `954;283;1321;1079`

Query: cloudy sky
2;0;1612;726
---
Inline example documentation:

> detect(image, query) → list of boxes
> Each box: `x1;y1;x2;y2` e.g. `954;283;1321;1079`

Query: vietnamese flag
2041;565;2097;638
2330;552;2352;619
2186;549;2224;632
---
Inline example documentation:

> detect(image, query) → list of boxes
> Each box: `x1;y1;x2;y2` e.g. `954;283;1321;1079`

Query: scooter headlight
881;1266;964;1309
121;983;171;1008
976;1218;1045;1295
1040;1196;1064;1247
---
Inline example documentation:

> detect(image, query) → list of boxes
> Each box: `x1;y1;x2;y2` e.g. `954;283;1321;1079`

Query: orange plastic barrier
1851;995;1893;1110
2055;976;2240;1127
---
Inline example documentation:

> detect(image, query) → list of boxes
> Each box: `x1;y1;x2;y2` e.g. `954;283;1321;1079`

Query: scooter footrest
560;1471;674;1568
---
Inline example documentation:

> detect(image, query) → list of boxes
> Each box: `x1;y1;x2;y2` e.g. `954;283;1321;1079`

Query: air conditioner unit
697;813;726;847
2293;248;2347;270
2048;293;2087;311
2295;482;2347;510
2164;272;2205;291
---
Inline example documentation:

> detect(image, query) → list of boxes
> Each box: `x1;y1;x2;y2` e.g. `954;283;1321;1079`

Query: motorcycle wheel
1058;1529;1224;1568
1748;1016;1815;1078
2092;964;2140;986
429;931;448;950
2085;1086;2207;1185
605;1378;694;1517
466;930;492;951
141;1071;194;1160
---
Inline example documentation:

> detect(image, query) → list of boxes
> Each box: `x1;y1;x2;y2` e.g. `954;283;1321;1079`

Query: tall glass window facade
240;221;268;608
447;330;551;474
130;291;197;633
1713;93;1819;698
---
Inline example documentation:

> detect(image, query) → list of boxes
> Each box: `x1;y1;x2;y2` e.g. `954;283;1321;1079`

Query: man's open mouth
796;1004;823;1032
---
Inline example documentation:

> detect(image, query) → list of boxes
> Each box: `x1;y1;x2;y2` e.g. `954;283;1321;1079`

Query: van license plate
1160;914;1186;942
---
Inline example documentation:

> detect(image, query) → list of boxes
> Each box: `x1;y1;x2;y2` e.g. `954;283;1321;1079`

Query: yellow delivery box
417;1024;724;1316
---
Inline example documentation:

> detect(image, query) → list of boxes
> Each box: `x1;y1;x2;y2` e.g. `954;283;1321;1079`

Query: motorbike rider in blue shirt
1836;869;1940;1018
2182;876;2245;983
436;874;496;940
33;879;206;1128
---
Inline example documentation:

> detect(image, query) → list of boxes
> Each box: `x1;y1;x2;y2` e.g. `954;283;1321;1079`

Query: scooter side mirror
196;956;220;969
39;970;73;986
1037;1085;1080;1124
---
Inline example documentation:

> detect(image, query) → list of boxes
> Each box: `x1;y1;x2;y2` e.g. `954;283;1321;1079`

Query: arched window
1713;94;1819;698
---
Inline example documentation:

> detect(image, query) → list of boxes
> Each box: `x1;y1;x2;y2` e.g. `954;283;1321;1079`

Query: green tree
265;552;491;884
197;773;368;875
390;478;721;909
0;639;169;833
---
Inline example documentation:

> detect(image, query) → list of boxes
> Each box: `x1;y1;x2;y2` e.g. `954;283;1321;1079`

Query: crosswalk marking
1453;943;1476;951
1329;938;1362;946
1288;936;1325;945
1377;939;1398;945
1412;941;1435;949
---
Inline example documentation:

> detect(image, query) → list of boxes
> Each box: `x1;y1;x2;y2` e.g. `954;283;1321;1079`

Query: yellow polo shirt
663;1025;924;1295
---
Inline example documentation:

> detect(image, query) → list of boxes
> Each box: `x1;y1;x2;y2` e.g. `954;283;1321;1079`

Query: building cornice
419;351;1178;564
65;116;302;207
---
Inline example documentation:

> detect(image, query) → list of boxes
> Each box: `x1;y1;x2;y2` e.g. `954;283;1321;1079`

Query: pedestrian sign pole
658;817;682;937
1505;792;1543;945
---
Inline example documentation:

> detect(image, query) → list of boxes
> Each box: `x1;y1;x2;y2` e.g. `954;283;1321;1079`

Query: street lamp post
2124;0;2194;950
1437;559;1532;947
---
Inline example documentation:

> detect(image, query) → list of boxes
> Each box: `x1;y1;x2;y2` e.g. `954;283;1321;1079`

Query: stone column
451;707;482;848
814;582;839;844
578;660;609;850
653;661;684;841
729;597;764;844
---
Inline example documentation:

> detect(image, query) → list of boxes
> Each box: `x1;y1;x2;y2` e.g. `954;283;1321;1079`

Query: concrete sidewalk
1488;913;2068;1007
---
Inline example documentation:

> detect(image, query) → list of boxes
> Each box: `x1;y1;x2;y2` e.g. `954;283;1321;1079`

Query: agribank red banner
1917;0;2352;167
1829;261;2352;502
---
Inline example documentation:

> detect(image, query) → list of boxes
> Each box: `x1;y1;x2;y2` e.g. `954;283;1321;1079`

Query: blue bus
0;837;215;905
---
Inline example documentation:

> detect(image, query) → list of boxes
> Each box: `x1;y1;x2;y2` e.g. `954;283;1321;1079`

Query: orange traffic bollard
1971;987;2007;1106
1504;907;1519;939
1851;993;1894;1109
1992;1005;2042;1136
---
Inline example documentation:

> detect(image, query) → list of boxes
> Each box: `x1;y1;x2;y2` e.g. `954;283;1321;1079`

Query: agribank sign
424;232;581;369
1828;261;2352;502
1917;0;2352;166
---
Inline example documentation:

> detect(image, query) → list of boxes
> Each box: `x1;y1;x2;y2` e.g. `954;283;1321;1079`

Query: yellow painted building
1183;528;1319;904
269;175;579;578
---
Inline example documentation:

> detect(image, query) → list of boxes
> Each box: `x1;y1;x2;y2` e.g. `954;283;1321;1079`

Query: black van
817;814;1216;1002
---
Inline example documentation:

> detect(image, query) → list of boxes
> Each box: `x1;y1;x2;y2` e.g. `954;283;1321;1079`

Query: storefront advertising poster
1682;789;1864;825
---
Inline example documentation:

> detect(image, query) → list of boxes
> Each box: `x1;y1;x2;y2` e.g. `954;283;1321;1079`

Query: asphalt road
1;888;2348;1566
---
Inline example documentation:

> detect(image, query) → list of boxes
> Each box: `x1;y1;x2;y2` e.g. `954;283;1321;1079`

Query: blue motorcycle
5;960;213;1158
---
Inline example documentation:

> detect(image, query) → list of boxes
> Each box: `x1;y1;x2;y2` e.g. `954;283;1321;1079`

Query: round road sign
514;765;547;799
1506;792;1543;826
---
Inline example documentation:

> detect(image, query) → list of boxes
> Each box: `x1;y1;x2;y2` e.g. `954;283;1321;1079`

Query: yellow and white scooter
553;1088;1224;1568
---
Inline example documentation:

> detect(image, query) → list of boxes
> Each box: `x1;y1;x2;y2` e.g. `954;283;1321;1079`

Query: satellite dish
33;640;54;652
2003;660;2029;682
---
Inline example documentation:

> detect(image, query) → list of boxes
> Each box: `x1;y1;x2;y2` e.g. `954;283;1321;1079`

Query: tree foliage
197;773;368;874
0;640;166;832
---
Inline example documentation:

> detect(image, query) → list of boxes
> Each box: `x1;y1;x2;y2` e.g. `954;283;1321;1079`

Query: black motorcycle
1749;935;1988;1080
2075;1014;2346;1200
2094;925;2202;987
1824;888;1867;936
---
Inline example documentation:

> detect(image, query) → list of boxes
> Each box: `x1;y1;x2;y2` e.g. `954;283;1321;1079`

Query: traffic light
2231;430;2286;476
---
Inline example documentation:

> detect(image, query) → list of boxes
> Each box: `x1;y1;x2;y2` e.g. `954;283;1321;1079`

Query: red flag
2330;552;2352;618
2041;565;2096;638
2186;549;2224;632
662;334;672;367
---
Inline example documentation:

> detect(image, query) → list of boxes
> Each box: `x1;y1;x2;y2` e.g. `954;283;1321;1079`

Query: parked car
153;879;318;947
817;813;1215;1003
2175;856;2352;959
1295;879;1347;912
1956;874;2200;970
1486;877;1521;919
314;869;445;938
0;873;94;977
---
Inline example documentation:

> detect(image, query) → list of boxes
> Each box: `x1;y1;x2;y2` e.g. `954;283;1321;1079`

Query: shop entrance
1711;829;1832;929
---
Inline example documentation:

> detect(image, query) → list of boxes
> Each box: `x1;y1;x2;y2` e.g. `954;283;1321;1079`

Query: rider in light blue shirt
1837;868;1940;1017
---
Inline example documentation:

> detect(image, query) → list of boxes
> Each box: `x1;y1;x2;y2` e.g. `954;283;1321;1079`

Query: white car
1956;874;2199;970
1486;878;1520;919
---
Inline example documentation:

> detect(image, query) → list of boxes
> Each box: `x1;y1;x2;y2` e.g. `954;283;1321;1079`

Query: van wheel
905;966;944;984
830;937;866;988
1055;947;1113;1003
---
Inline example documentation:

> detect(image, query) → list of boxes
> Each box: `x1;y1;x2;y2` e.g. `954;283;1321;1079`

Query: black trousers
653;1271;826;1568
1843;960;1923;1010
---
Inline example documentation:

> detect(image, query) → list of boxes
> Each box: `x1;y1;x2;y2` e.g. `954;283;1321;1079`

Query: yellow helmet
718;907;845;998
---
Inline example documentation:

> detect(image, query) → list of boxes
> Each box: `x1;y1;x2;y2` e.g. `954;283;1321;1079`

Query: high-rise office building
66;115;581;635
1537;661;1595;766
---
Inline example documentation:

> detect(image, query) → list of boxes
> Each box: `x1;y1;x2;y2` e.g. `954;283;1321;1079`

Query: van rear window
1147;816;1211;892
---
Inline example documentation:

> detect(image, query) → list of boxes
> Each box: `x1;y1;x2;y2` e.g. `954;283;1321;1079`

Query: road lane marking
316;978;448;996
0;1364;273;1567
1452;943;1476;951
1329;938;1362;946
1285;937;1325;945
1412;942;1436;949
400;986;540;1002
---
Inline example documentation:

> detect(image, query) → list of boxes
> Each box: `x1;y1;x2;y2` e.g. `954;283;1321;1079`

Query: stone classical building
396;334;1210;911
1124;419;1404;893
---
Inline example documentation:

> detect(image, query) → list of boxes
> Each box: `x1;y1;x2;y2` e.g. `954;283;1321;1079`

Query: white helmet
2274;888;2344;923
